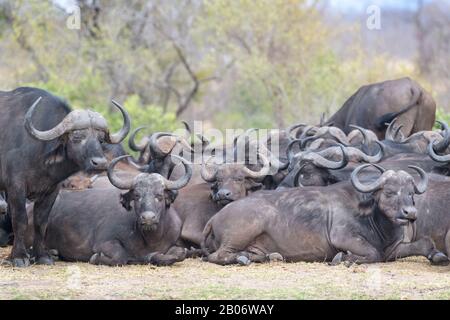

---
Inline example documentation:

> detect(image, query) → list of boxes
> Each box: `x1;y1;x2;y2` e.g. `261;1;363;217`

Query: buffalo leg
237;246;275;264
207;248;240;265
33;189;59;265
387;237;449;266
7;191;30;267
445;231;450;257
90;240;128;266
331;234;382;264
146;246;187;266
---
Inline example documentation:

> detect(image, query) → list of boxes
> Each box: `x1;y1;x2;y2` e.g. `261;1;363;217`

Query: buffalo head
351;164;427;226
108;155;192;231
25;97;130;172
288;141;384;187
201;153;270;206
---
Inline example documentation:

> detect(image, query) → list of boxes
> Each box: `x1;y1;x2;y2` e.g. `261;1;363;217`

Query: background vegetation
0;0;448;137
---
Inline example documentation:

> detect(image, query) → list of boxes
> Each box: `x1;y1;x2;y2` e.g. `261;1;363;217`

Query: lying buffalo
0;87;130;267
324;77;436;139
42;155;192;266
173;153;271;248
412;175;450;258
202;164;448;266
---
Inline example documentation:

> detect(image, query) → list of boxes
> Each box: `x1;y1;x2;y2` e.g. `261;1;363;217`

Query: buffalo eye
134;193;141;201
384;190;396;197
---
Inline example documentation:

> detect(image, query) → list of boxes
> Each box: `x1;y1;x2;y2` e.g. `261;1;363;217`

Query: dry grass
1;247;450;300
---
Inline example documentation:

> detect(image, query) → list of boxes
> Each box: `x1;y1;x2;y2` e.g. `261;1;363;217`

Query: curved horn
311;144;349;170
149;132;177;159
385;118;398;141
428;138;450;163
181;121;191;134
393;124;405;142
127;157;150;172
25;96;70;141
432;121;450;153
161;156;192;190
408;165;428;194
201;156;218;182
347;141;384;163
351;164;386;193
107;155;134;190
108;100;131;144
286;123;307;140
300;136;316;150
349;125;368;145
128;126;149;152
299;125;315;140
328;127;350;146
242;152;270;180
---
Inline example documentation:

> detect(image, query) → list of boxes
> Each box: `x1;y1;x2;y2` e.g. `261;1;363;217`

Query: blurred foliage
0;0;446;136
435;108;450;129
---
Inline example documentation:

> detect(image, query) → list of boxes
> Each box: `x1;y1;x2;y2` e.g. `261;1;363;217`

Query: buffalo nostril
90;157;107;168
141;212;157;224
402;207;417;219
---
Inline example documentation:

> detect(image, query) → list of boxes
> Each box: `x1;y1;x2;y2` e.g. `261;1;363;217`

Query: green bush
436;108;450;128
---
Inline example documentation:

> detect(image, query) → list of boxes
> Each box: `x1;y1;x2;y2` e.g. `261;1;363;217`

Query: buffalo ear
120;191;133;211
245;179;264;192
165;190;178;207
357;193;375;217
44;139;66;165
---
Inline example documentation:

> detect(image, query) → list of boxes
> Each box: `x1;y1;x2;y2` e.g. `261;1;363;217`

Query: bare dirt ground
1;247;450;300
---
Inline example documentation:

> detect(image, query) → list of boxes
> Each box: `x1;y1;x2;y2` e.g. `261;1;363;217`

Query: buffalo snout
139;211;159;228
217;189;232;200
397;206;417;224
402;206;417;220
89;156;108;170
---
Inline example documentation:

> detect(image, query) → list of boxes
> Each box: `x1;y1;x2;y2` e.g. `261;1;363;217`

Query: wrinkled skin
174;164;266;249
202;171;447;266
324;77;436;139
412;175;450;257
43;175;186;266
0;87;127;267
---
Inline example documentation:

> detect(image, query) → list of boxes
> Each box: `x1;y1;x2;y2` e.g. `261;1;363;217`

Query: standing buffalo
42;155;192;266
202;164;448;266
0;87;130;267
324;77;436;139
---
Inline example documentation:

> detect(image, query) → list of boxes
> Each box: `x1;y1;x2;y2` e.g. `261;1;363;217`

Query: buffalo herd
0;77;450;269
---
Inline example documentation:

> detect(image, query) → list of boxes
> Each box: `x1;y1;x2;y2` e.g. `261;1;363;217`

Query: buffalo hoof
330;252;344;266
48;249;60;261
237;255;251;266
430;252;450;266
268;252;283;262
89;253;101;264
12;257;30;268
36;255;55;266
